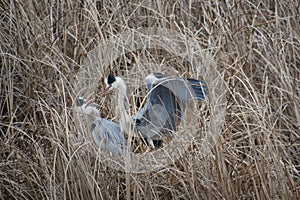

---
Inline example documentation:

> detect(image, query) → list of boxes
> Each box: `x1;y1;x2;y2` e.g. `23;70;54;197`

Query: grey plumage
133;73;208;144
76;98;126;154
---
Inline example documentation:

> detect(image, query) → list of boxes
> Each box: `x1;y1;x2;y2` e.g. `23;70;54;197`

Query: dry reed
0;0;299;199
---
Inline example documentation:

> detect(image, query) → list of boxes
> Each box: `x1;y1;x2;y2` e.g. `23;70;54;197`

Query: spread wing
133;73;207;145
146;73;208;102
135;84;182;140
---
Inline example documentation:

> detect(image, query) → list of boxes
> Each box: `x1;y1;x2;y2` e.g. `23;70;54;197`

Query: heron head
76;97;87;107
102;73;126;96
75;98;100;122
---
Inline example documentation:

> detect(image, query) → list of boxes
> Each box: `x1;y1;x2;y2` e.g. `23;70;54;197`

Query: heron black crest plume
107;73;116;85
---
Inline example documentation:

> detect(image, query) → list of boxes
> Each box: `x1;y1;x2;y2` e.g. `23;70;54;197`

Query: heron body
76;98;126;154
102;73;208;147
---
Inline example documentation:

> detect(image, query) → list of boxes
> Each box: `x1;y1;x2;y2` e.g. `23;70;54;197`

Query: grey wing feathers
136;104;169;139
91;118;125;154
153;78;207;102
186;78;208;100
135;83;182;140
76;97;126;154
146;73;208;102
138;73;208;143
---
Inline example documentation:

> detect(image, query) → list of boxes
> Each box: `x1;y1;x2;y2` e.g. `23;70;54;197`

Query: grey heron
75;98;127;154
101;73;208;147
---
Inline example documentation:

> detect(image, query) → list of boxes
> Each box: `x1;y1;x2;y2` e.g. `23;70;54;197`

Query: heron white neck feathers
112;77;132;134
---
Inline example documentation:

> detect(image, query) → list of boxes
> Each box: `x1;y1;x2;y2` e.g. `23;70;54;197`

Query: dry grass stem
0;0;299;199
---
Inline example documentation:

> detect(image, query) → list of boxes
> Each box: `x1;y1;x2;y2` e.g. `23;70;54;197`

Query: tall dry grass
1;0;299;199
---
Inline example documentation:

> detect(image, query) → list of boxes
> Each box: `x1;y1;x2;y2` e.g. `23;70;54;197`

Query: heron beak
101;85;111;96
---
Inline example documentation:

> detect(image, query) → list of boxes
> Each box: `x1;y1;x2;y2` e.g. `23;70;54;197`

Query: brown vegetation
0;0;299;199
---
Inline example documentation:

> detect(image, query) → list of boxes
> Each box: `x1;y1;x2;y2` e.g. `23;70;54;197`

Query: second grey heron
76;98;127;154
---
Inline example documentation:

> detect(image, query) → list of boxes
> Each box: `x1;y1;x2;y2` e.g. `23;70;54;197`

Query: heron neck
84;106;100;126
117;90;131;134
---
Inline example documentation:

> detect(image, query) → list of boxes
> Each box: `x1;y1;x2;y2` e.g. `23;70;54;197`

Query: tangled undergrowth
1;1;299;199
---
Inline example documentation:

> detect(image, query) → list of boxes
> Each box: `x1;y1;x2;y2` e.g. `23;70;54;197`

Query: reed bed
0;0;299;199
